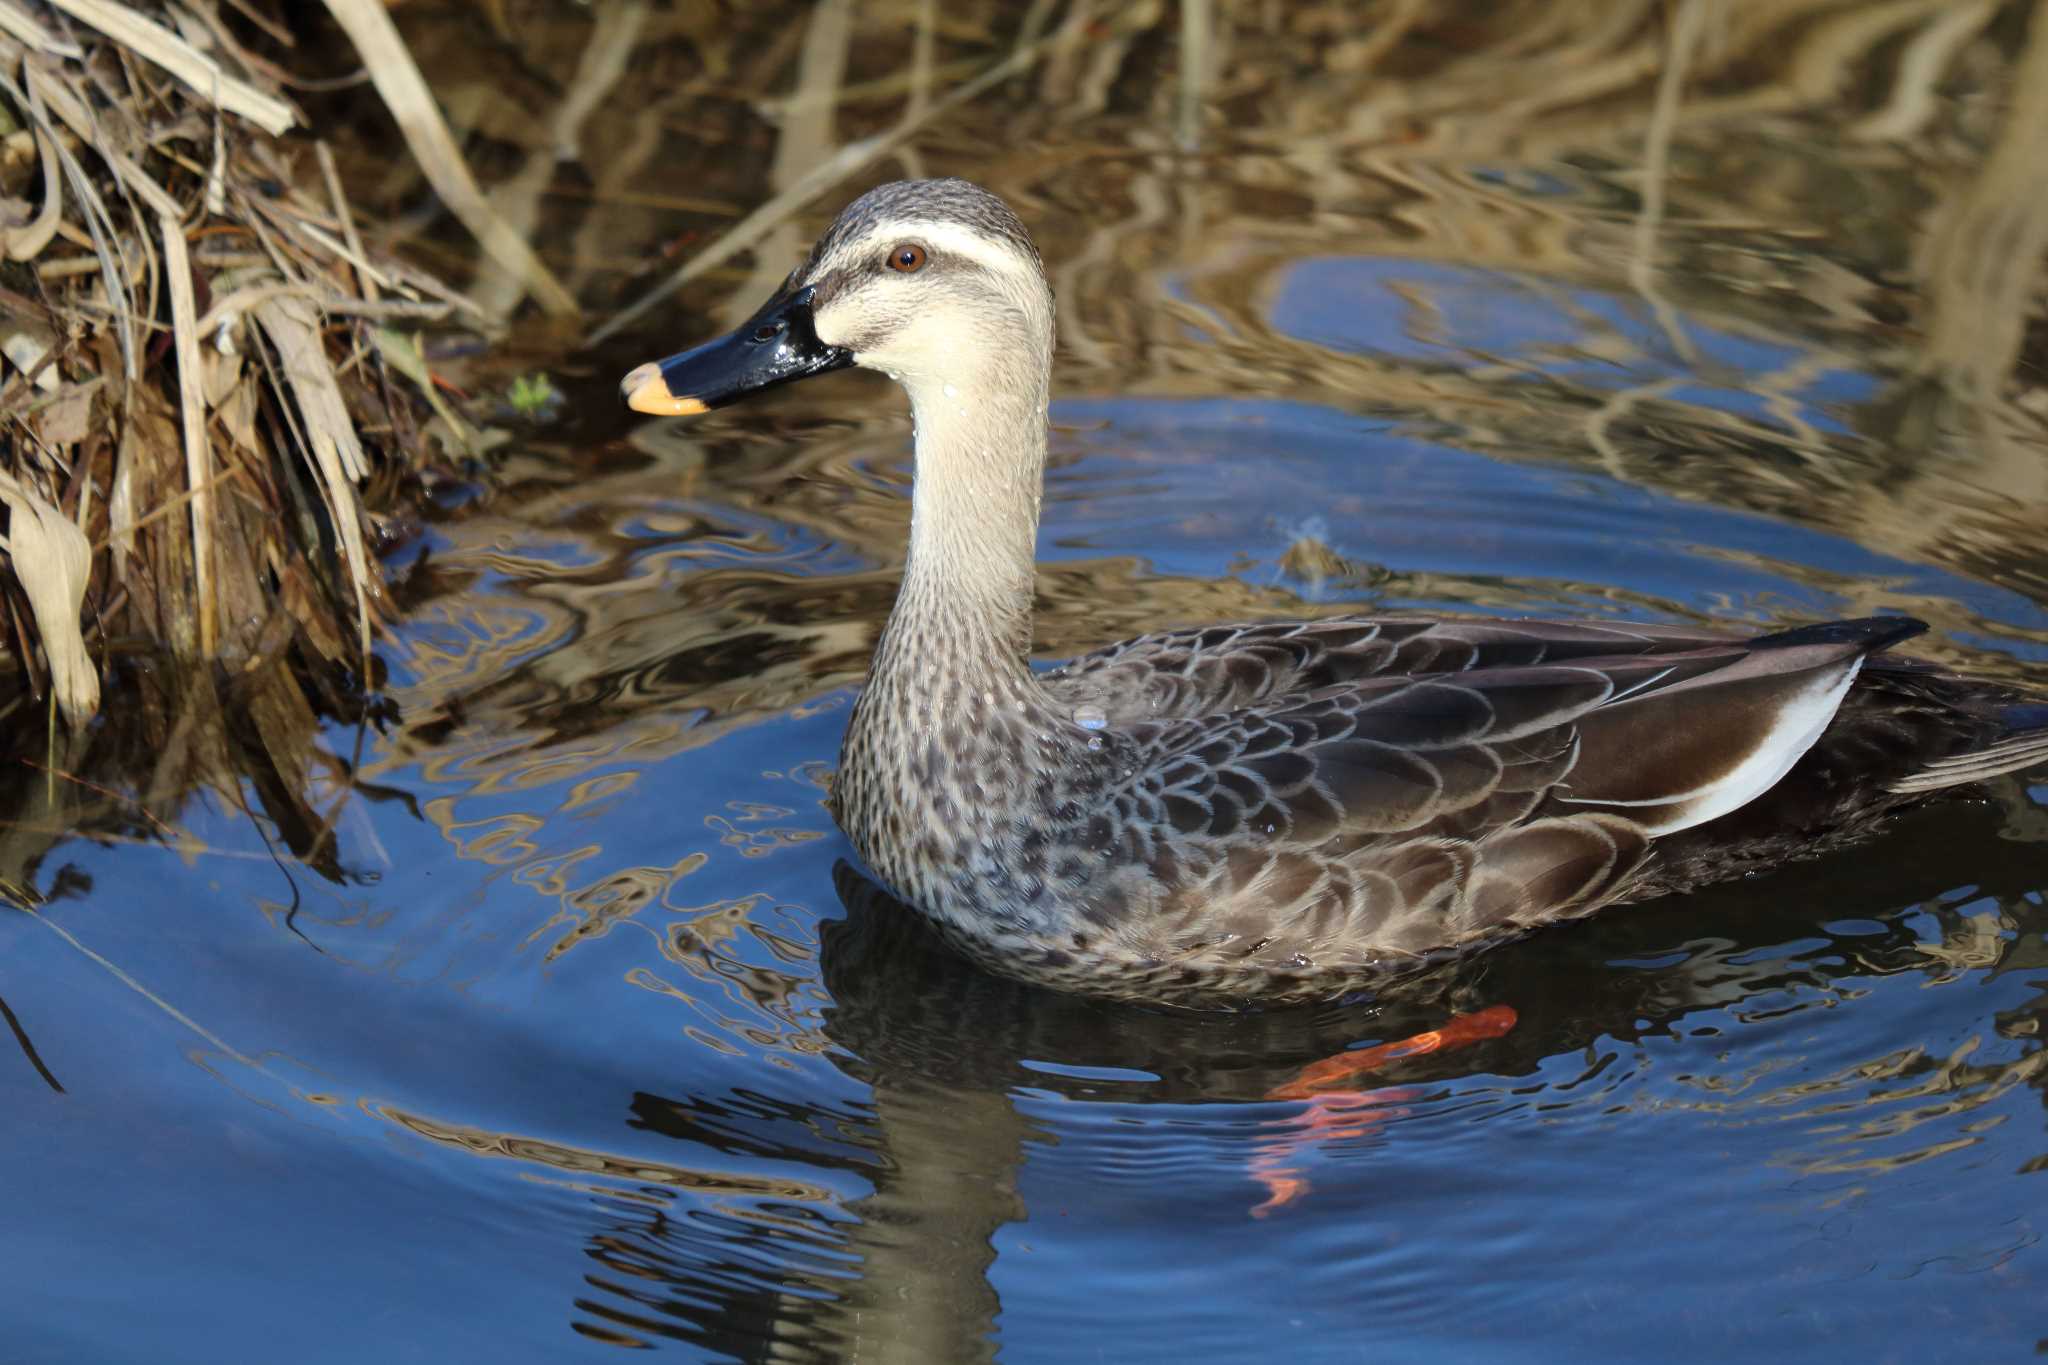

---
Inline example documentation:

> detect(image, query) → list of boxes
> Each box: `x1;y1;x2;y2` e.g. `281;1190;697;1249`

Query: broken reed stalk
158;217;216;655
0;1;479;734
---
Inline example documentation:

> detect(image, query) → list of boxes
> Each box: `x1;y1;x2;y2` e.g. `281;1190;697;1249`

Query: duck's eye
886;243;927;274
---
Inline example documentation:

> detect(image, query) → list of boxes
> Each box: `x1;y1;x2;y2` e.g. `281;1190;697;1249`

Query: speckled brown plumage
834;608;2046;1005
625;179;2048;1007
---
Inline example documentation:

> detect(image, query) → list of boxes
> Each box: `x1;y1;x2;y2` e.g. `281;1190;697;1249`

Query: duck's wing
1090;618;1925;965
1042;615;1736;724
1627;653;2048;899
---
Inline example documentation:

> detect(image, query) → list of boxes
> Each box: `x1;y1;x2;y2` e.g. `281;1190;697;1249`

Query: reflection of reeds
512;0;2048;598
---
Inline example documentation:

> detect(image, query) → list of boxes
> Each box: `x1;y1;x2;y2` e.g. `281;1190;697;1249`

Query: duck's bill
619;284;853;417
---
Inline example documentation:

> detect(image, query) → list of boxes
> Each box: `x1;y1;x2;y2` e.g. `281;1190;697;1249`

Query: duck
620;177;2048;1008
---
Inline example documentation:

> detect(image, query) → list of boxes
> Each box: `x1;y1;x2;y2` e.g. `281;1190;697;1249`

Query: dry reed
0;0;541;903
0;0;500;739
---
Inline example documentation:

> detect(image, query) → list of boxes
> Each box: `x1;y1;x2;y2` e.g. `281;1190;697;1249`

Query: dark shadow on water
565;794;2048;1359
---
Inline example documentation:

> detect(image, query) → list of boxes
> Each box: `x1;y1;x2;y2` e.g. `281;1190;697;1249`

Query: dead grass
0;0;539;908
0;0;492;738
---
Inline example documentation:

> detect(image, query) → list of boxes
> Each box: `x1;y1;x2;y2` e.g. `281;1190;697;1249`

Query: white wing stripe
1557;660;1862;835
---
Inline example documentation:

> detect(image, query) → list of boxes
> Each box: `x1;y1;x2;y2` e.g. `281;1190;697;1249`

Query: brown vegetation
2;4;475;728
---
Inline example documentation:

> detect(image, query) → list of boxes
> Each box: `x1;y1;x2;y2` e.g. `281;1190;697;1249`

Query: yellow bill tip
621;362;708;417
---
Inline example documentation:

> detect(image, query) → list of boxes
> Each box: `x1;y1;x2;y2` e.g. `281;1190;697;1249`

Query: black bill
620;284;852;416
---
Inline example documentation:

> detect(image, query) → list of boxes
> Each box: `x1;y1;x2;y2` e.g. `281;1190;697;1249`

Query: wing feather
1058;614;1928;970
1043;614;1737;723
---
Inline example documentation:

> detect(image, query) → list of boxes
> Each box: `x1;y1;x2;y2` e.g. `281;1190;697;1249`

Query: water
8;4;2048;1361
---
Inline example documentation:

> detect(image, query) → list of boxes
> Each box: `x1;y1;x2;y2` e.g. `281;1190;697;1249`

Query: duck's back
1040;615;1739;723
836;614;2048;1004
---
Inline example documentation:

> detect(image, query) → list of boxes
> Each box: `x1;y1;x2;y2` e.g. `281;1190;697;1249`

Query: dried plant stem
44;0;297;134
160;216;217;654
194;284;453;336
0;0;76;54
320;0;579;317
2;63;137;382
1;121;63;260
16;758;181;838
22;909;268;1071
315;139;377;303
95;457;243;555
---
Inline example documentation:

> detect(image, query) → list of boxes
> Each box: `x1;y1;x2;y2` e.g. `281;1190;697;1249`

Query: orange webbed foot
1249;1005;1519;1216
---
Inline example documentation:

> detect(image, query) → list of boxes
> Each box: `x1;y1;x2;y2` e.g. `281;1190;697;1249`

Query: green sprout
507;372;559;419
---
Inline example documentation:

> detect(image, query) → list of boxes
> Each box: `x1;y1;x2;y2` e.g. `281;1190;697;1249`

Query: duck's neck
877;374;1048;695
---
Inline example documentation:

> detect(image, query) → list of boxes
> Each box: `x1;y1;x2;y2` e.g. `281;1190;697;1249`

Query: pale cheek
832;301;995;390
814;317;859;351
814;298;900;355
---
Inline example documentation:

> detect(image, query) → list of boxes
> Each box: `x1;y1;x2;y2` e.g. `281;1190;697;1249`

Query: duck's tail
1887;701;2048;795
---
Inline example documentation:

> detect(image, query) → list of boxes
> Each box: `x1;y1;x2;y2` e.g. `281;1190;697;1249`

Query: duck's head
620;178;1053;418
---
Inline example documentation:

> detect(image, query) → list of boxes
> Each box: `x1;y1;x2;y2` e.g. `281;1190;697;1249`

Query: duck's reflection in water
575;793;2048;1359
